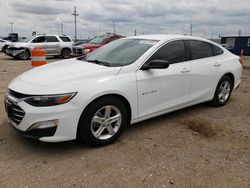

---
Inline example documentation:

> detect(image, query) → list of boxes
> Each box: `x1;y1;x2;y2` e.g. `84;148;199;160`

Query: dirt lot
0;53;249;188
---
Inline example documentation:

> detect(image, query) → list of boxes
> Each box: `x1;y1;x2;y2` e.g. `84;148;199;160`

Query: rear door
187;40;224;103
45;36;60;55
136;40;192;118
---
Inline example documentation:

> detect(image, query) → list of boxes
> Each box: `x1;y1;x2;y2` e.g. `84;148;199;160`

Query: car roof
35;34;70;37
127;34;212;43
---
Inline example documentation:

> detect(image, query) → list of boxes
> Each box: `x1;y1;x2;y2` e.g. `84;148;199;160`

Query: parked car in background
5;34;73;60
0;38;11;52
72;33;124;57
221;44;235;54
3;33;18;42
5;35;242;147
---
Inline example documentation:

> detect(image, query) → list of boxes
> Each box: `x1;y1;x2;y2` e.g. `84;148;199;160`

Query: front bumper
5;94;82;142
5;49;24;57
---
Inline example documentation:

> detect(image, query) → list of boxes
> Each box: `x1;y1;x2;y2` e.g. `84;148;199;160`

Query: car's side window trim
139;39;188;70
211;44;225;56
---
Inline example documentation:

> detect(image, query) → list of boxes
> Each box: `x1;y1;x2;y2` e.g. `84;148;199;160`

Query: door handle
181;68;190;73
214;62;221;67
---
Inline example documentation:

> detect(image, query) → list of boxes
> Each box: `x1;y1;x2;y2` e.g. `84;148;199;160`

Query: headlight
84;49;91;53
24;92;77;107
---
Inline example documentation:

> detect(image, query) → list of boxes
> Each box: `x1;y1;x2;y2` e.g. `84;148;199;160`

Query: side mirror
141;59;170;70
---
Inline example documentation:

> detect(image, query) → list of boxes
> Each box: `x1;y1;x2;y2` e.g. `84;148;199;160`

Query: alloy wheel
218;80;231;103
90;105;122;140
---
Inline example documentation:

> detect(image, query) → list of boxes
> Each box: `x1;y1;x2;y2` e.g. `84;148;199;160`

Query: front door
136;40;192;118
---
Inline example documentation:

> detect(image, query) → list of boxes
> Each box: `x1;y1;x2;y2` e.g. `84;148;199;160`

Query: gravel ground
0;53;249;188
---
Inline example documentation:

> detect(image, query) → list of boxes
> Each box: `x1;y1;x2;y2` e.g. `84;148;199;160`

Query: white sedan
5;35;242;146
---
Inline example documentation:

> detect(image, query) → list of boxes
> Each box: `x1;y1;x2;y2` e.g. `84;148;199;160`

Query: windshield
22;36;35;43
84;38;159;67
88;35;109;44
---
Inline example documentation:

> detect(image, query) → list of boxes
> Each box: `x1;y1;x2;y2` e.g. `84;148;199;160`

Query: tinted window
188;40;213;60
46;36;59;42
32;36;46;43
60;36;71;42
149;40;187;64
212;45;223;56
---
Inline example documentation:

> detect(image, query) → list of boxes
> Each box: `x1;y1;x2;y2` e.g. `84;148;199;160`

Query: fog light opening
29;119;59;130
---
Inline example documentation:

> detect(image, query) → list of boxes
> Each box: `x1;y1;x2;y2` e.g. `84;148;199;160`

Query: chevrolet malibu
5;35;242;146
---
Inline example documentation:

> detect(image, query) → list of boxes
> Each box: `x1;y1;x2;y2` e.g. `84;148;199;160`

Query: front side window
32;36;46;43
148;40;187;64
248;38;250;47
84;39;158;67
188;40;213;60
46;36;59;42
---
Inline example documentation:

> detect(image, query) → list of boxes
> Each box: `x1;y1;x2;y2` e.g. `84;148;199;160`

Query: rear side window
212;45;223;56
149;40;187;64
188;40;213;60
60;36;72;42
46;36;59;42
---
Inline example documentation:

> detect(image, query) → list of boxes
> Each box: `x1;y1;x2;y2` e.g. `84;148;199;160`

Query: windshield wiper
86;59;111;67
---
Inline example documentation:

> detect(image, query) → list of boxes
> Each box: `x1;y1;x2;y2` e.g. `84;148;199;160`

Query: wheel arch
76;93;132;138
223;72;235;89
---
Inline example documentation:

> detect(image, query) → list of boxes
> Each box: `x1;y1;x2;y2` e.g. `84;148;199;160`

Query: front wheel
18;49;30;60
61;48;71;59
211;76;233;106
77;97;128;147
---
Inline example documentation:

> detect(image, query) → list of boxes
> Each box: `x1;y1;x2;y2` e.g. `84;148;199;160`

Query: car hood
9;58;121;94
8;42;28;48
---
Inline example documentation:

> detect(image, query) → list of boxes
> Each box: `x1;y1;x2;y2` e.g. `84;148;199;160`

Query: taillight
239;49;244;65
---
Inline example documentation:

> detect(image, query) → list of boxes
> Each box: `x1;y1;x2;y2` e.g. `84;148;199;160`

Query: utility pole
238;29;242;36
190;23;193;36
61;23;64;35
57;22;60;35
72;6;79;41
135;29;137;36
9;22;14;33
112;20;116;34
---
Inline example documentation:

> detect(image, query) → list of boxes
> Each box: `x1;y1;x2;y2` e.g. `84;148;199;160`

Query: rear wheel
77;97;128;147
18;49;30;60
211;76;233;106
61;48;71;59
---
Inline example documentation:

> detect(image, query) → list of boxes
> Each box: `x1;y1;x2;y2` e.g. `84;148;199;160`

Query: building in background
221;36;250;56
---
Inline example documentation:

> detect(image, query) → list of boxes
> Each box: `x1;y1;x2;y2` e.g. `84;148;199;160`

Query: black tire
61;48;71;59
211;75;233;106
77;96;128;147
18;49;30;60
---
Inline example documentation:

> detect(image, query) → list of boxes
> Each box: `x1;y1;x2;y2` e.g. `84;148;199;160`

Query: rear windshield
60;36;72;42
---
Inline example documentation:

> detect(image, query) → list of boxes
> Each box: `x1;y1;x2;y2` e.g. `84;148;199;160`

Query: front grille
5;99;25;126
5;90;26;126
73;47;83;55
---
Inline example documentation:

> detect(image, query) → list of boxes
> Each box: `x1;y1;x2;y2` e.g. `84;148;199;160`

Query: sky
0;0;250;39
